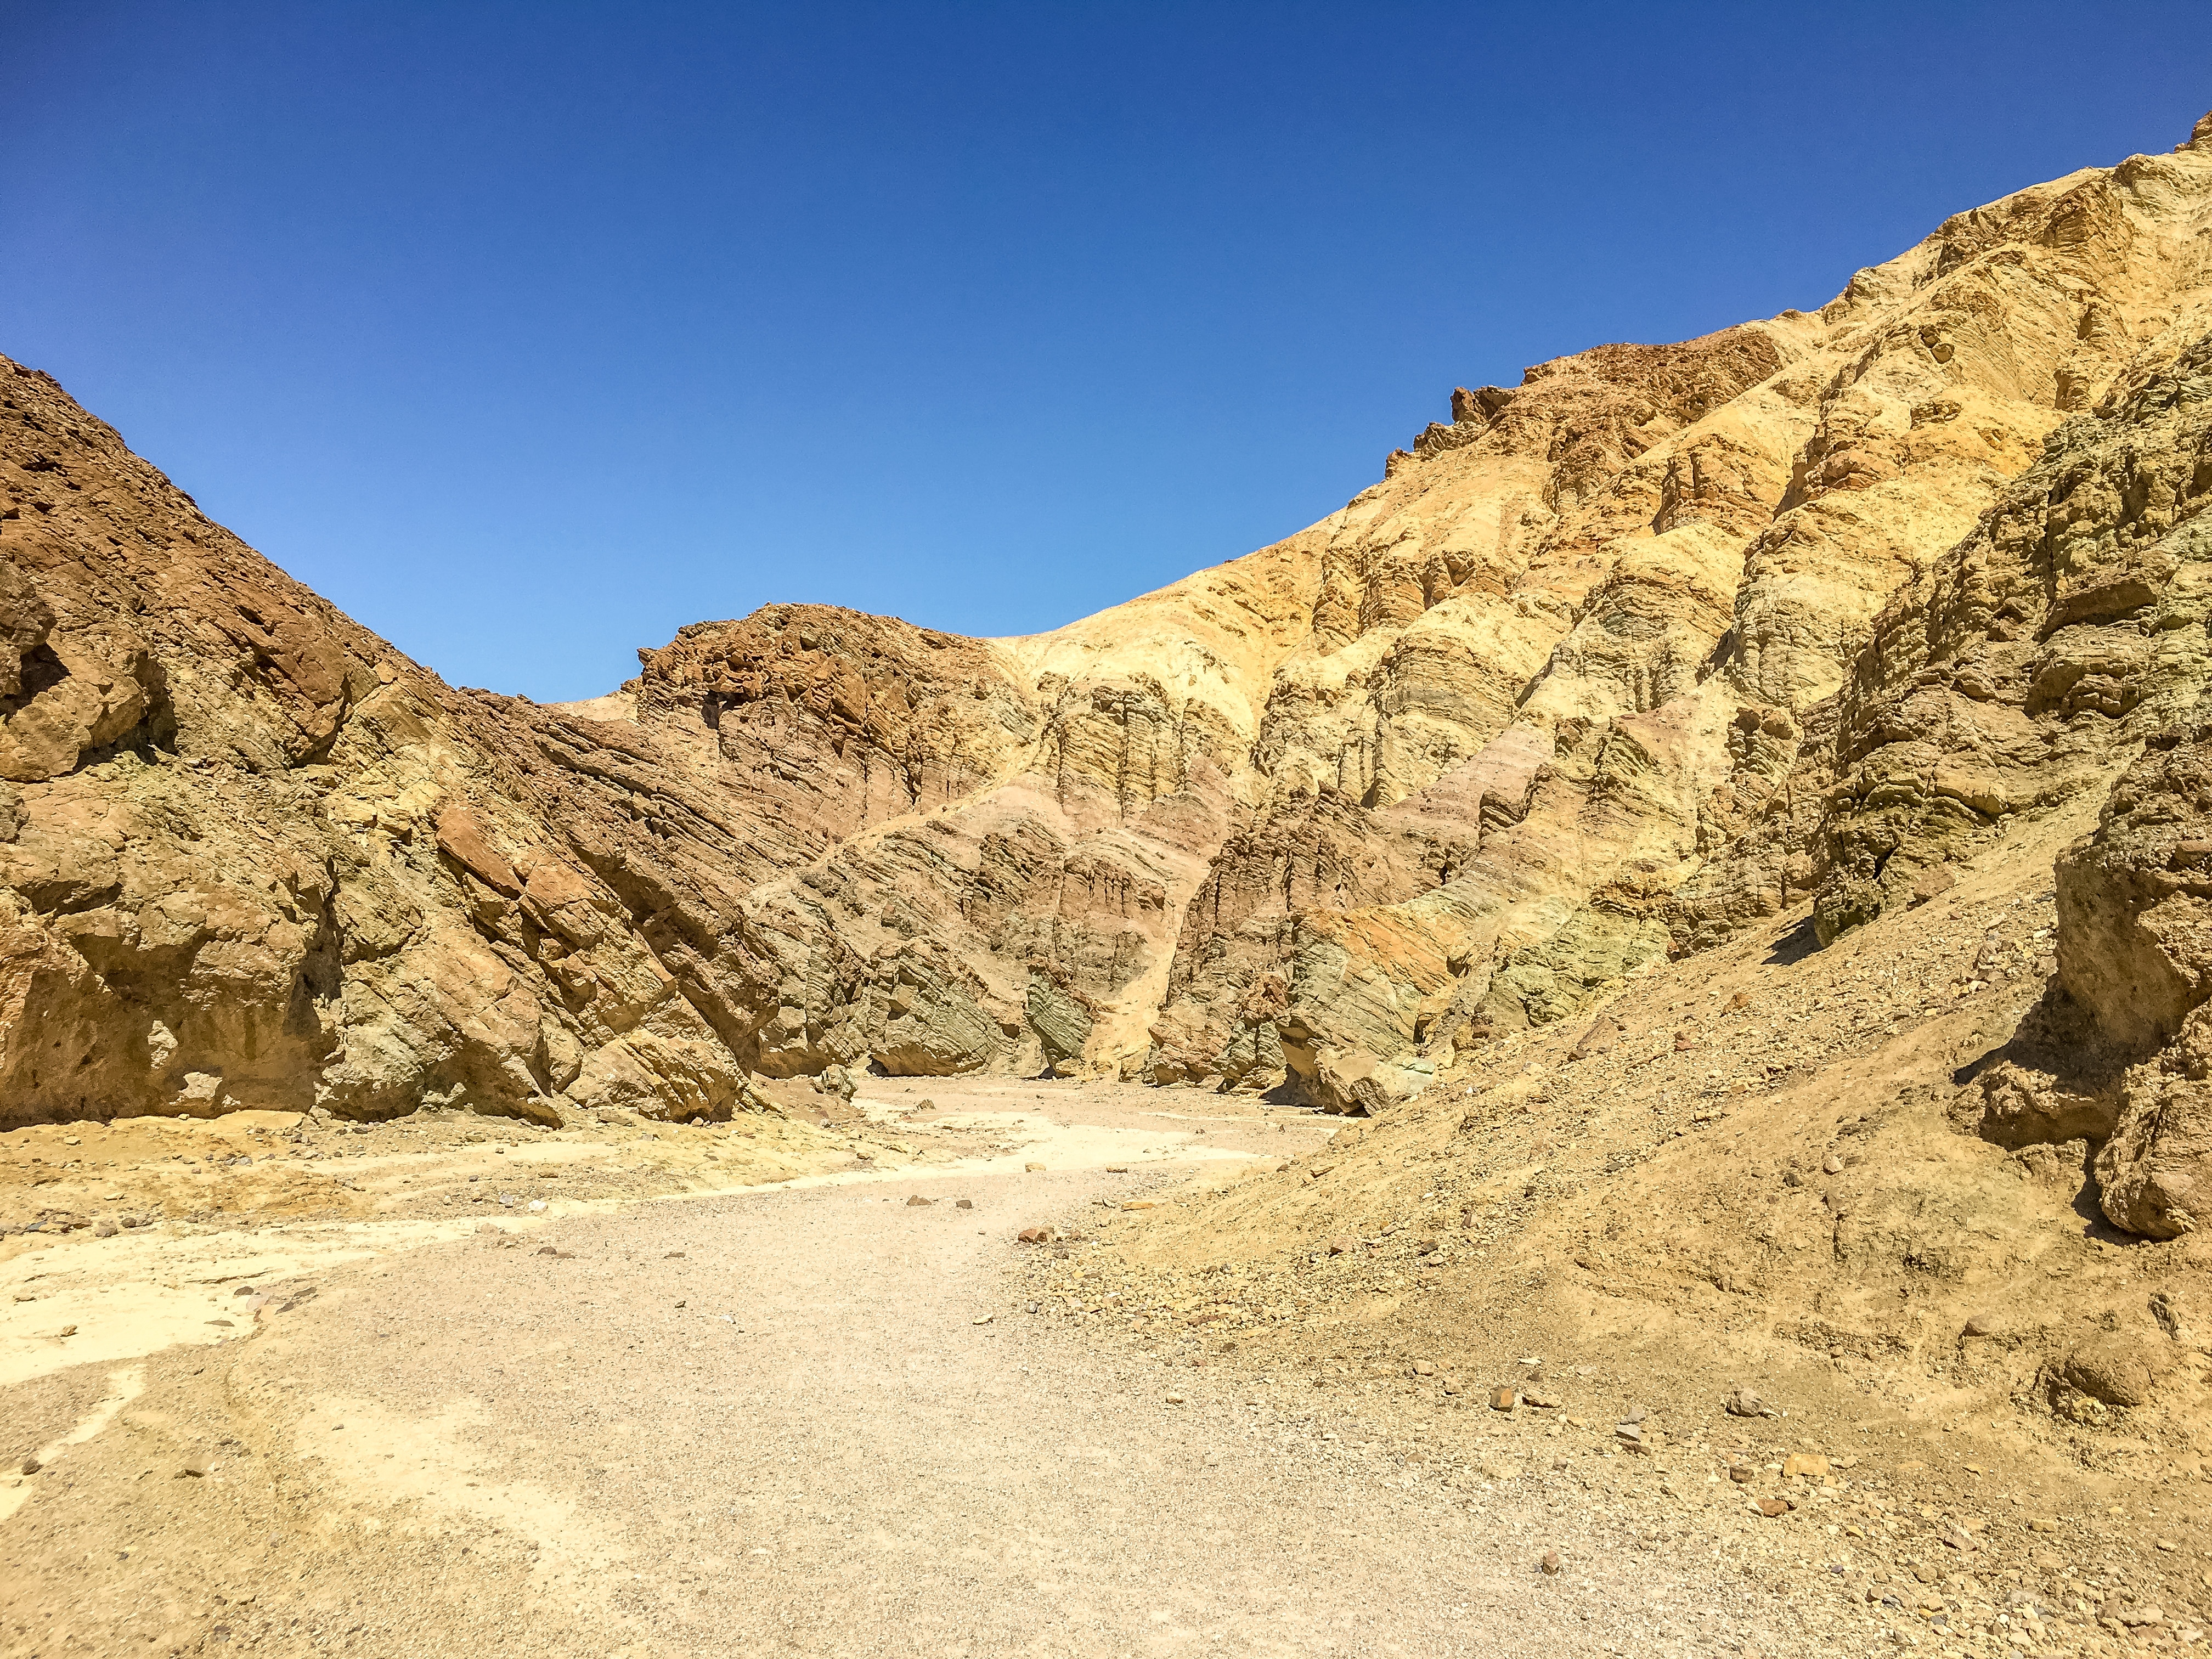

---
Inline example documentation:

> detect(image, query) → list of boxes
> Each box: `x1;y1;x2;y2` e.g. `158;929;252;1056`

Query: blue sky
5;2;2209;702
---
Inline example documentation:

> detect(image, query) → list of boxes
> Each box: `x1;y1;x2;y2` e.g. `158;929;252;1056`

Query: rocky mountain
9;111;2212;1255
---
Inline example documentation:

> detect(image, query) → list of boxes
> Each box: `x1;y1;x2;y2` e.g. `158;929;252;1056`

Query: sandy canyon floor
3;1079;2172;1659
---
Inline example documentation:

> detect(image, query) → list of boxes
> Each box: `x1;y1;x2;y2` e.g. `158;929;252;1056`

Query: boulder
1312;1047;1432;1116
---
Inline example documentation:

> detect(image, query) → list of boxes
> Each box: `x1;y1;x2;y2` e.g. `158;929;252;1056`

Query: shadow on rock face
1762;916;1820;967
1942;719;2212;1239
1947;983;2160;1239
1954;986;2126;1151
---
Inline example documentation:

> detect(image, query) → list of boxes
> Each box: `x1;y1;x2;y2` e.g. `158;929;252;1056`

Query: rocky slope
639;107;2212;1127
1091;812;2212;1650
10;114;2212;1200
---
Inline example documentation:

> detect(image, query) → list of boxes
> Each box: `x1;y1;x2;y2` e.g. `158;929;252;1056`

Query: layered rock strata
11;114;2212;1199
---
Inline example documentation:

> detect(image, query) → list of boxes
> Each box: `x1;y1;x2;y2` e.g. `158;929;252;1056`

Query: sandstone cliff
12;112;2212;1224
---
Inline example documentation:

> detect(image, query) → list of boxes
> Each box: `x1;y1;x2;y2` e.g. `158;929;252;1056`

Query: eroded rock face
1144;123;2212;1098
15;116;2212;1163
2052;727;2212;1237
1779;334;2212;952
0;359;826;1126
1686;194;2212;1234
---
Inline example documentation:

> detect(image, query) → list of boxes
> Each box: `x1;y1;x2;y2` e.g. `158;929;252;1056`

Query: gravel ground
0;1144;1804;1659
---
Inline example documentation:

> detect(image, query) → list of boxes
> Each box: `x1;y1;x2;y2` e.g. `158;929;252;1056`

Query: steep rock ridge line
1149;121;2212;1110
5;114;2212;1151
0;356;786;1127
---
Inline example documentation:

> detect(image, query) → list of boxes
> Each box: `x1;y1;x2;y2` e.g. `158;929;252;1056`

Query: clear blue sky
5;3;2209;701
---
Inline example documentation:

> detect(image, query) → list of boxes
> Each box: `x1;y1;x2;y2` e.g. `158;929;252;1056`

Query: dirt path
1;1088;1797;1658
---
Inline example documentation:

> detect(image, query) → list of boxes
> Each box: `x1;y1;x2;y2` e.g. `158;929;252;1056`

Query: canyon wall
10;113;2212;1240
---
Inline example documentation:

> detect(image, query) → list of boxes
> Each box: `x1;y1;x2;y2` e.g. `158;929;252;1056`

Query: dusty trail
0;1085;1795;1659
